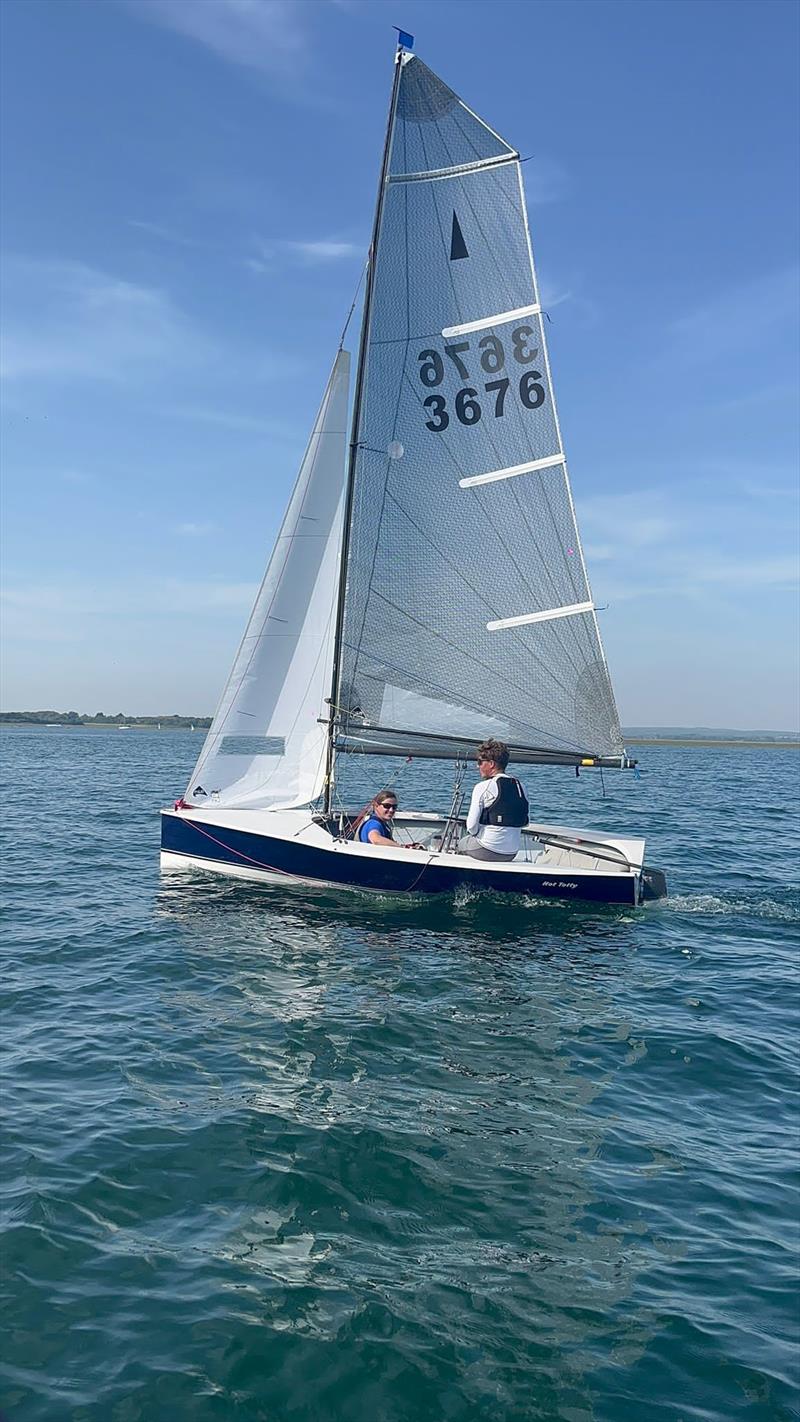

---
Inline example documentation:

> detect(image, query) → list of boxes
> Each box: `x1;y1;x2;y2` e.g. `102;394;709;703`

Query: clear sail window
218;736;286;756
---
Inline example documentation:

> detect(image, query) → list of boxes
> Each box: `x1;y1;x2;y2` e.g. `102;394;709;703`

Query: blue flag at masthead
394;28;414;50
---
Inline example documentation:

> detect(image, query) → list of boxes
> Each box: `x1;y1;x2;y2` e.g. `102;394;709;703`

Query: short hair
375;789;398;805
477;739;509;771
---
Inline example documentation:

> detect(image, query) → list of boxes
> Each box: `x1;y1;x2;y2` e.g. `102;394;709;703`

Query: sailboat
161;39;667;907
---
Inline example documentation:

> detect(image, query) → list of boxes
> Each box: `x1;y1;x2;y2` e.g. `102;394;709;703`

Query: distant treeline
0;712;212;727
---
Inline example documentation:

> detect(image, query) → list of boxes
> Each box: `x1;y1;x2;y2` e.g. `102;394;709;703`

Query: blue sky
1;0;798;729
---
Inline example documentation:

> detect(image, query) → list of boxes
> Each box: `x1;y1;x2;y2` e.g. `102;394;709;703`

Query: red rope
179;816;304;880
174;813;437;891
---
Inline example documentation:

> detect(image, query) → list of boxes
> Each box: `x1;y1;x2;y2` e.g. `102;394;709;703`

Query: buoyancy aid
478;775;529;828
358;815;393;843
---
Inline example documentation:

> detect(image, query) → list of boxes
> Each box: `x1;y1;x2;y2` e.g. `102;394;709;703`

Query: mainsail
185;351;350;809
334;53;624;766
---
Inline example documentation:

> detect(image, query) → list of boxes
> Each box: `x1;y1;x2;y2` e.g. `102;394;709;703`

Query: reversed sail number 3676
417;327;545;432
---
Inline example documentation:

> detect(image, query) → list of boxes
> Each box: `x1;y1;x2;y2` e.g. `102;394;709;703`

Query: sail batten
388;153;519;184
442;303;542;338
460;453;565;488
487;601;595;632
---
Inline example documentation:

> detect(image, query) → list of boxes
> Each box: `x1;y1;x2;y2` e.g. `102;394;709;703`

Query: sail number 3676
417;328;545;433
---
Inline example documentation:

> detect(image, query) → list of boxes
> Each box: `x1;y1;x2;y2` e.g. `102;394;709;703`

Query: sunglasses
476;757;491;765
378;802;398;811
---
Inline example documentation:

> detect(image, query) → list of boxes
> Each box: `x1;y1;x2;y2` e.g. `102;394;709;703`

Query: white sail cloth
335;56;624;762
185;352;350;810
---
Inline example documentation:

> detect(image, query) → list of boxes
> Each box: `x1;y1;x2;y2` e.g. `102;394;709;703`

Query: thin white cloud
591;544;799;605
521;157;570;205
668;264;799;364
734;476;800;502
580;493;678;549
247;237;361;270
127;218;199;248
127;0;311;78
583;542;616;562
176;521;216;536
537;279;573;310
287;240;359;261
2;578;257;633
162;404;284;433
0;257;211;384
689;553;798;589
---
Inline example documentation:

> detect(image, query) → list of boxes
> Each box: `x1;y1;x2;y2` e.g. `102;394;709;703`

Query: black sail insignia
450;211;469;260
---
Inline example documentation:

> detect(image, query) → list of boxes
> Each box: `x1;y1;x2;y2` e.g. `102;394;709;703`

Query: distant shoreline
625;737;799;749
0;721;796;750
0;716;210;730
0;720;209;731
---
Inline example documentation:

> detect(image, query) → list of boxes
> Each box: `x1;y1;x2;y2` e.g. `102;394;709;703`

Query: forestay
335;55;624;764
185;352;350;809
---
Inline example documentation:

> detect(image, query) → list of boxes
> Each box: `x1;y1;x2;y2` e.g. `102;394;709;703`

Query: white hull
160;806;664;905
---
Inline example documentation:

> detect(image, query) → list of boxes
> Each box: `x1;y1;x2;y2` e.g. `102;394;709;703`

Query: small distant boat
161;37;666;906
118;724;130;730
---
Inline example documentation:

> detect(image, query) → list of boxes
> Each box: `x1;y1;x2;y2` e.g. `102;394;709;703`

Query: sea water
1;729;798;1421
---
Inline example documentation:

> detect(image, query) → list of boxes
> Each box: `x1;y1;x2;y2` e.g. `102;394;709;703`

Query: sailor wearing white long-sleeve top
458;739;529;862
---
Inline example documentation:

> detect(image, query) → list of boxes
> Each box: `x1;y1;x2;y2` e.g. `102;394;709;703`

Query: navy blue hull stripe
161;814;637;905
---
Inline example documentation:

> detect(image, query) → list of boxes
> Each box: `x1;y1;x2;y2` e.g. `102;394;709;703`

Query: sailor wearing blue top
358;793;418;851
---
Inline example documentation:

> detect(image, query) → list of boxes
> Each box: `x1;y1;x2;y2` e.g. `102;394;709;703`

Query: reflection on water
152;871;661;1414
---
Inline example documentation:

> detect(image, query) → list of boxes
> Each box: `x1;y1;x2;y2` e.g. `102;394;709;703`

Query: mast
323;39;408;813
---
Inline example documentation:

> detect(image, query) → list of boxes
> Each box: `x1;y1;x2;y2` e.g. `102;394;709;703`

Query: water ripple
1;731;798;1421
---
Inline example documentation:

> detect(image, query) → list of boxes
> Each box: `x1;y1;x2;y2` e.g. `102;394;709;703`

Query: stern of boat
639;865;668;902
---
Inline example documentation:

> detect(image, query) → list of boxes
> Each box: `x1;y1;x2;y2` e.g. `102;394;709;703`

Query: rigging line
344;167;418;685
403;105;411;345
338;260;368;350
336;63;413;708
397;369;589;686
382;488;577;702
327;52;404;814
339;758;414;840
180;818;311;881
361;591;595;752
